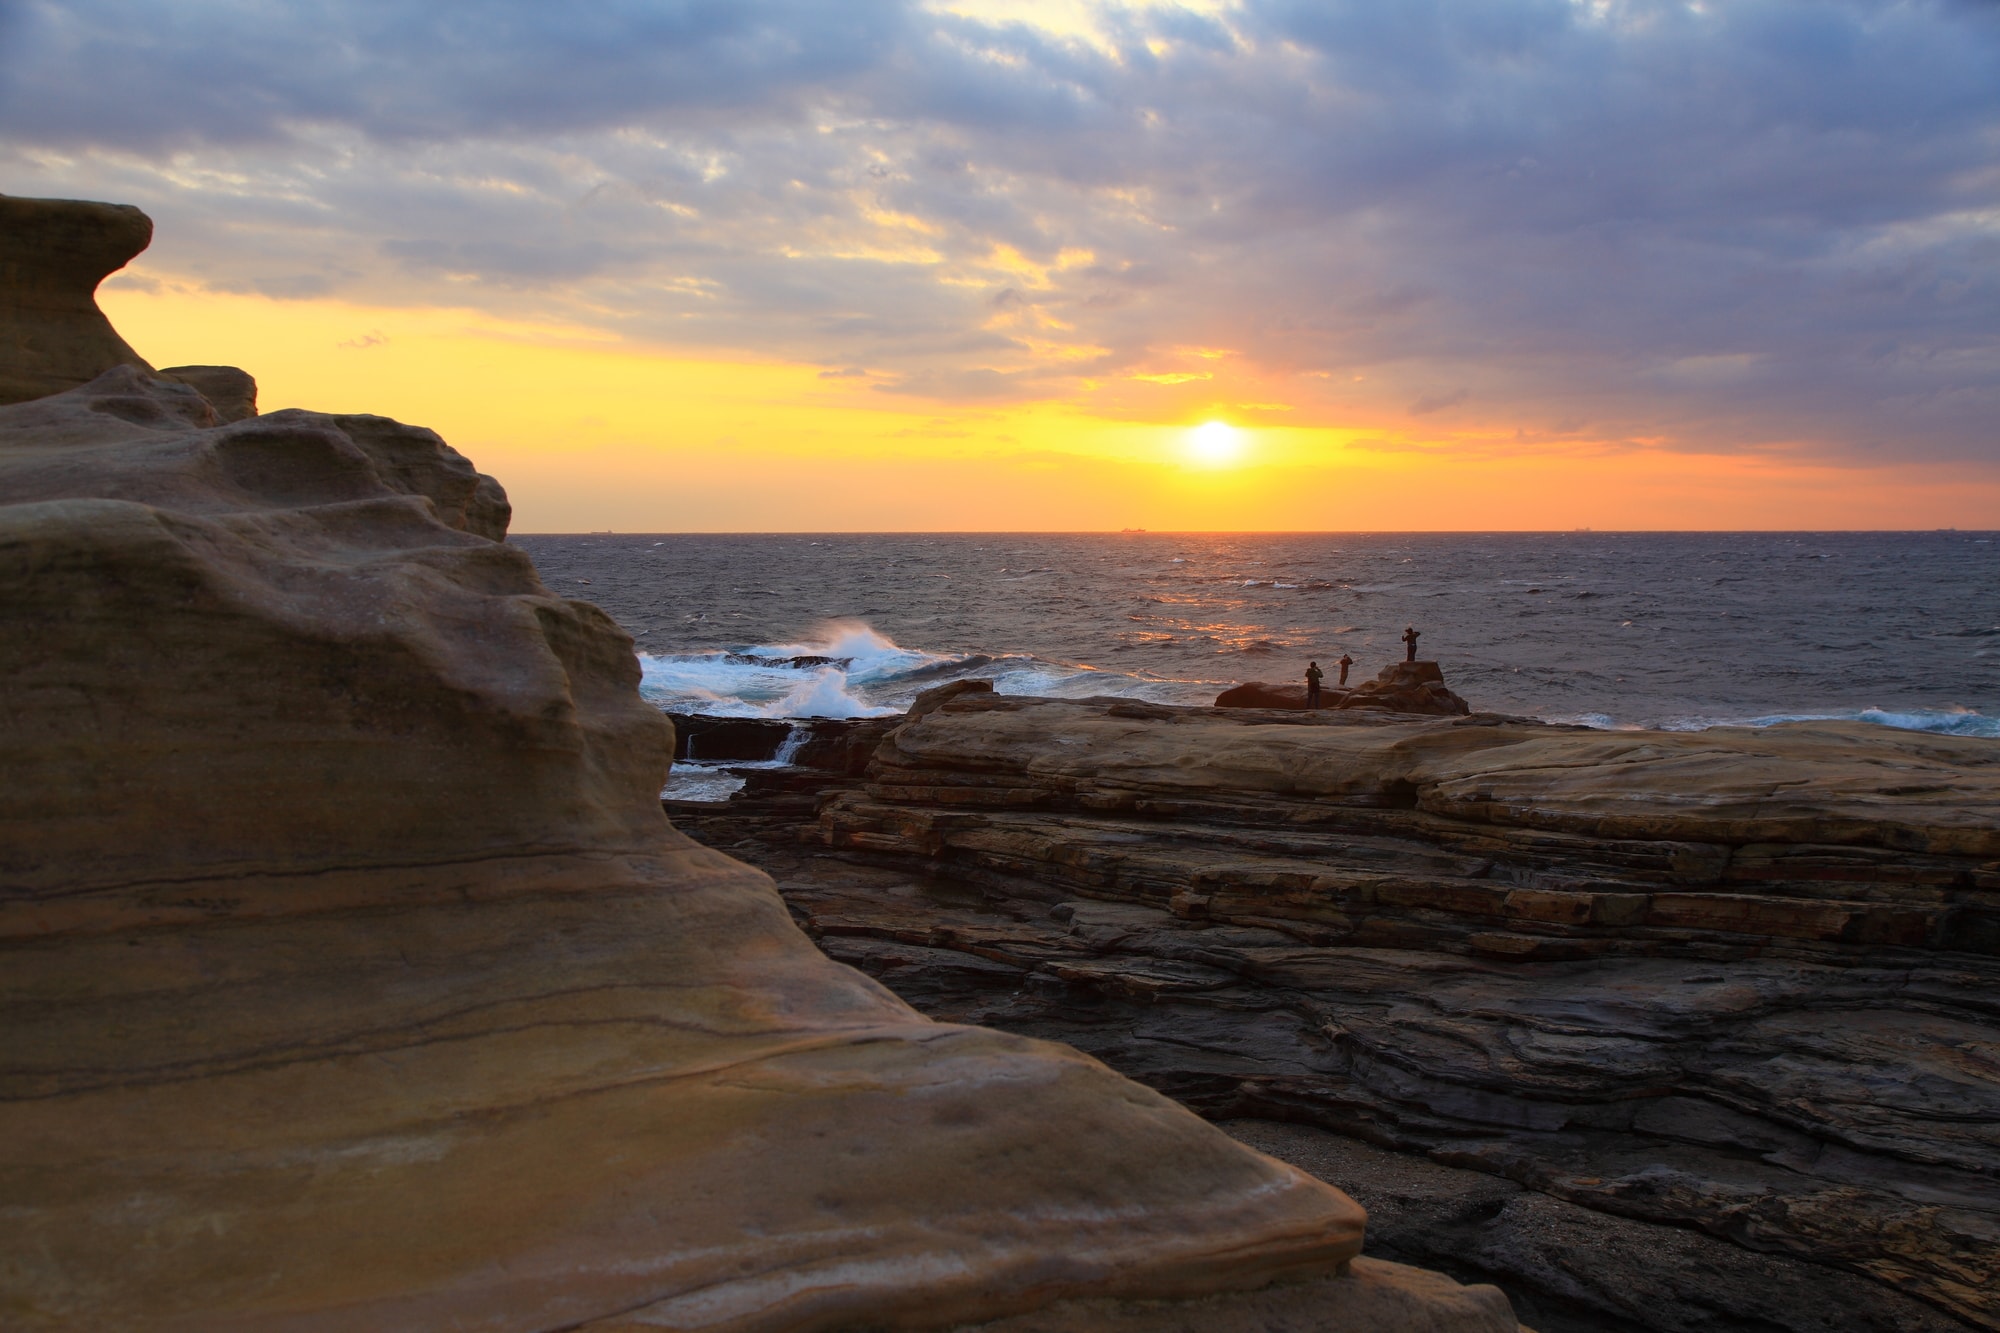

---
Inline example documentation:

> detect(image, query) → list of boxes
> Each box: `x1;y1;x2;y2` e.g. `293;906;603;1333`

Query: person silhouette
1403;626;1421;662
1304;659;1324;710
1337;654;1353;686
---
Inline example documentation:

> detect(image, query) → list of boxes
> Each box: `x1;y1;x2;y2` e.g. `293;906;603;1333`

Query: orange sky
14;0;1999;532
103;280;2000;532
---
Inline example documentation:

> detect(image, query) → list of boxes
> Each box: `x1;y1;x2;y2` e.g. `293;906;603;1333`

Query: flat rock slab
665;692;2000;1330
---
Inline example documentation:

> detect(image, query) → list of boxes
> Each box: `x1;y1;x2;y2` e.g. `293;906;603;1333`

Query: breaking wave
637;619;1215;719
1558;706;1999;739
639;620;1997;740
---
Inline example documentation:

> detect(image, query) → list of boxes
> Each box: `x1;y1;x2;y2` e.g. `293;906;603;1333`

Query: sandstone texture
160;363;258;422
670;694;2000;1330
0;194;155;405
1;362;1517;1327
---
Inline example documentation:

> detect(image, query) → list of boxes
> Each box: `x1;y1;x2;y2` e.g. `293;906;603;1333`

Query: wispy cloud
3;0;1998;464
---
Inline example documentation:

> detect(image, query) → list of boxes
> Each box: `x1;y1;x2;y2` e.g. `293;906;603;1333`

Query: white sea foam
1565;706;2000;739
639;619;1998;739
639;621;992;718
1664;707;2000;739
639;619;1219;718
660;766;748;802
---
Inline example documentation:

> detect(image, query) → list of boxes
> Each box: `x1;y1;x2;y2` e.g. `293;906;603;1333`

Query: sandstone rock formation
160;363;258;422
0;193;155;405
667;694;2000;1331
0;363;1514;1325
1336;660;1470;715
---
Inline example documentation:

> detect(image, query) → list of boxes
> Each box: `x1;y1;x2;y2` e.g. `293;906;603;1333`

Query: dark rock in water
664;713;905;771
0;193;155;406
793;715;906;774
911;677;995;717
672;691;2000;1333
722;651;852;670
159;364;257;423
667;713;798;762
893;652;994;683
1337;660;1470;716
1216;680;1316;710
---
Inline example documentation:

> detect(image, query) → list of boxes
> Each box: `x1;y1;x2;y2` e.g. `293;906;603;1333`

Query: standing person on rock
1403;626;1421;662
1337;654;1353;686
1305;660;1324;710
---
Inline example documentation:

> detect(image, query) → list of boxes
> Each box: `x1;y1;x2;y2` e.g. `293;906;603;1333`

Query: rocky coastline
11;187;1996;1333
2;194;1522;1331
669;690;2000;1333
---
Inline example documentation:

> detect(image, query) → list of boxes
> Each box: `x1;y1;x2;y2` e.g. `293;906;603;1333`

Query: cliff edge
0;193;155;405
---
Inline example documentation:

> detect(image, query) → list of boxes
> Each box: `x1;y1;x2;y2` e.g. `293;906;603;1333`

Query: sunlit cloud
5;0;2000;527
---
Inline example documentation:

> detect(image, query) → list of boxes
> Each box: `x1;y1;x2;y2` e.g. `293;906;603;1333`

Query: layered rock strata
0;193;155;405
684;694;2000;1330
160;363;258;422
1;364;1517;1329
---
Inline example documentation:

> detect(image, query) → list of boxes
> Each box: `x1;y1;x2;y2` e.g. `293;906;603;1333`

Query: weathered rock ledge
670;694;2000;1331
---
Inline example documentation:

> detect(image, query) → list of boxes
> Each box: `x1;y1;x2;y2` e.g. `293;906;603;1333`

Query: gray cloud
2;0;1998;463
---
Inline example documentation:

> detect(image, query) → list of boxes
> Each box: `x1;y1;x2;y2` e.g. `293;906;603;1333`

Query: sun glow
1185;419;1246;467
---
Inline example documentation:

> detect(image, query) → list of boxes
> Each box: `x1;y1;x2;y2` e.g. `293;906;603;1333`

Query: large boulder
1336;660;1471;715
0;193;156;405
0;223;1513;1327
1213;681;1365;711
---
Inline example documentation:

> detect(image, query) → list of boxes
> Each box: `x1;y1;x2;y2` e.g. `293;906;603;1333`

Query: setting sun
1185;420;1246;467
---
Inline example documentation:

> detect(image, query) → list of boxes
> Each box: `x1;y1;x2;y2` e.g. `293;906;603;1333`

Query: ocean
512;531;1999;739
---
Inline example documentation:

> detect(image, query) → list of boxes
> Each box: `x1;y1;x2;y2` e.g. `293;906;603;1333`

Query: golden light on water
1185;419;1246;467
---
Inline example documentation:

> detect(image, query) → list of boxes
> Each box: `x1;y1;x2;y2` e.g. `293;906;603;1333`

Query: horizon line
508;528;1999;538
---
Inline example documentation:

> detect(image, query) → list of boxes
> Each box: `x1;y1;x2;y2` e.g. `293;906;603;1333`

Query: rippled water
511;531;1999;736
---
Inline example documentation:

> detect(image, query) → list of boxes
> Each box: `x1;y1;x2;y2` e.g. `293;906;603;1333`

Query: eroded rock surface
160;363;258;422
0;368;1522;1331
1336;660;1471;715
0;193;155;405
671;694;2000;1330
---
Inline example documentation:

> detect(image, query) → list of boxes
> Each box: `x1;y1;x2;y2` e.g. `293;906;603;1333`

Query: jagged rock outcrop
913;677;996;717
0;363;1514;1322
671;694;2000;1330
0;194;155;405
160;363;258;422
1337;660;1470;715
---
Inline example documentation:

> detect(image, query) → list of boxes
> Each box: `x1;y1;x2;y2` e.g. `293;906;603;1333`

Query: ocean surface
512;532;1999;740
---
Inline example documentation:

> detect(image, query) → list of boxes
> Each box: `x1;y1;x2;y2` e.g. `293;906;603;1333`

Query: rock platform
671;693;2000;1332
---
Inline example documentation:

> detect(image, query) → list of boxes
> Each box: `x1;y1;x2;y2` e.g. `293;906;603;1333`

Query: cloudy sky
5;0;1998;529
